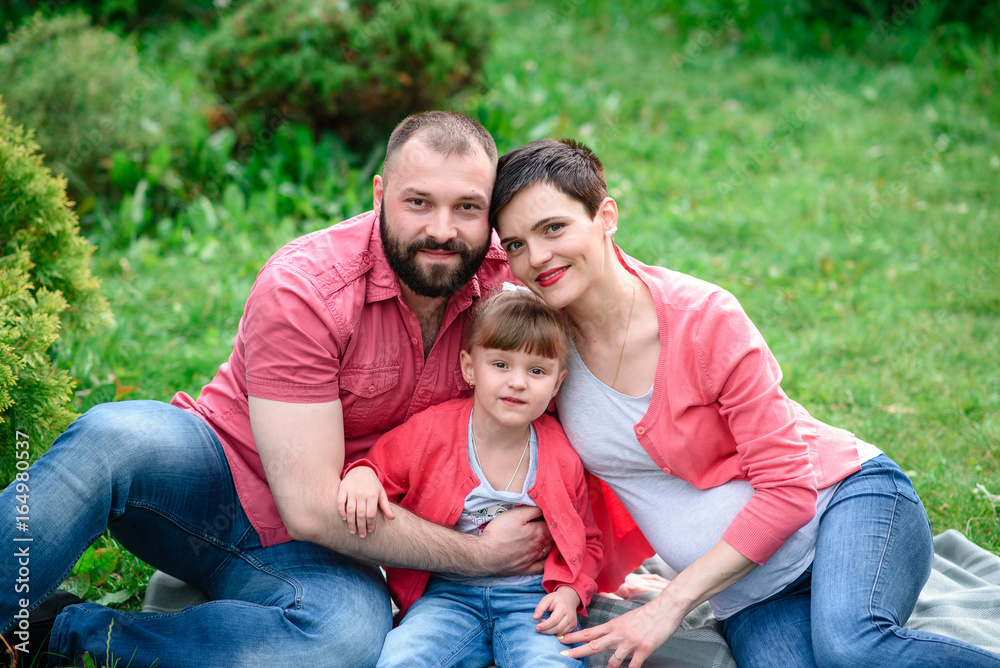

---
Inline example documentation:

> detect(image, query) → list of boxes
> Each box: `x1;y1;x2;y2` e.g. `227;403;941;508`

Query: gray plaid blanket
142;530;1000;666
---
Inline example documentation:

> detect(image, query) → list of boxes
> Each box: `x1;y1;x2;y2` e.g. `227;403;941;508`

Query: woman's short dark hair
489;138;607;228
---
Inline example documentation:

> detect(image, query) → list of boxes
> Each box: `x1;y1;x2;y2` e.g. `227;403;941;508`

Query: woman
489;138;1000;668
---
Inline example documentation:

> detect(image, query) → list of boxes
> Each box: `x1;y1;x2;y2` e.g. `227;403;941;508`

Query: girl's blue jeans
1;401;392;667
723;454;1000;668
376;575;584;667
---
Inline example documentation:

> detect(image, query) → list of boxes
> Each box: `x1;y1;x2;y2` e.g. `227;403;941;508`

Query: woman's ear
460;349;475;387
598;196;619;236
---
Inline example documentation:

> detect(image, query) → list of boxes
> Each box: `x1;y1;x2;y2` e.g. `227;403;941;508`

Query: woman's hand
336;466;395;537
558;593;686;667
562;539;757;667
533;585;581;636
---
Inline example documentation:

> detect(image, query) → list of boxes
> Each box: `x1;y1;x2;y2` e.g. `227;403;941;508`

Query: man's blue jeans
1;401;392;667
723;454;1000;668
376;576;584;668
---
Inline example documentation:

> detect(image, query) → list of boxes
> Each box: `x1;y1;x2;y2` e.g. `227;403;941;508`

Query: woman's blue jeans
376;576;584;668
723;454;1000;668
1;401;392;667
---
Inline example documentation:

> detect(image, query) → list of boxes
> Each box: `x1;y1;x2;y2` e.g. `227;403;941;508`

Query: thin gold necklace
470;411;531;492
610;275;636;390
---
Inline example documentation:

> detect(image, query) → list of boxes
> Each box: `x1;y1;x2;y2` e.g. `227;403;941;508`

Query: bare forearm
298;502;551;577
307;504;495;575
657;539;757;616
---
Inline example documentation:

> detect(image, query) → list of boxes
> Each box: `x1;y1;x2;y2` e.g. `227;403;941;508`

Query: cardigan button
571;556;578;564
636;426;646;435
549;520;558;528
662;466;672;475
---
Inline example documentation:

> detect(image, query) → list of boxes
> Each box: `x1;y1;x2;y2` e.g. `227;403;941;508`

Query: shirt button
550;520;558;528
410;337;419;346
418;390;428;398
662;466;672;475
571;556;578;564
368;385;376;394
362;254;371;264
636;426;646;435
529;491;537;499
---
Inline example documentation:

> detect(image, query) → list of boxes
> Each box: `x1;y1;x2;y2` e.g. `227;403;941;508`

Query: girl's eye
492;361;508;369
530;368;546;376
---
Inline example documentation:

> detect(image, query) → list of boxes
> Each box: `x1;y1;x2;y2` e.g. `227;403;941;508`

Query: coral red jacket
589;249;863;591
348;398;603;616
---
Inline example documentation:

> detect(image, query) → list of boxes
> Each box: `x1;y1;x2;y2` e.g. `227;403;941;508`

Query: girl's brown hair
465;289;569;365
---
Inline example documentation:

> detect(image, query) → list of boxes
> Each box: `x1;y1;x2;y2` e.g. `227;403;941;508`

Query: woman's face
496;182;616;310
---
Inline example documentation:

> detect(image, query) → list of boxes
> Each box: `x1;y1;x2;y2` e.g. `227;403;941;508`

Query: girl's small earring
605;226;618;238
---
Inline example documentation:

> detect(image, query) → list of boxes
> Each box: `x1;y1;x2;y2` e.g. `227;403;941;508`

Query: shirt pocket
339;363;401;435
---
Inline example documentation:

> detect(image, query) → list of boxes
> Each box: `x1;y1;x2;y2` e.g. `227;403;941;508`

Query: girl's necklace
470;412;531;492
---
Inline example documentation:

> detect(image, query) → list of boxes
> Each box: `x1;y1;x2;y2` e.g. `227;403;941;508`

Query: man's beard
380;212;491;299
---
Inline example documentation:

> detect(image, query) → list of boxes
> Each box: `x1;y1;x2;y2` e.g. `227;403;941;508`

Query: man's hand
477;505;553;575
337;466;395;538
534;586;581;636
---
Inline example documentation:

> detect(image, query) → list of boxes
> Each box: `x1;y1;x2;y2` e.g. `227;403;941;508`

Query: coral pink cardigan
590;250;862;591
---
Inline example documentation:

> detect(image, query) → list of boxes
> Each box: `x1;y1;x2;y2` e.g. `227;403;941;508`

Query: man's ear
373;174;384;217
460;350;475;387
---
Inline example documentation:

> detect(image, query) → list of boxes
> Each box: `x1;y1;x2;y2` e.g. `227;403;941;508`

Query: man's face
375;138;495;298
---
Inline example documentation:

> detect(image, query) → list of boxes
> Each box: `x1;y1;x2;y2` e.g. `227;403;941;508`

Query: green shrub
0;98;112;486
0;12;183;202
203;0;495;149
0;0;218;40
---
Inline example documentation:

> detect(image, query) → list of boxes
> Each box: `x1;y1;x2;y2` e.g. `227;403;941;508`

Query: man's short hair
489;138;607;228
383;110;498;182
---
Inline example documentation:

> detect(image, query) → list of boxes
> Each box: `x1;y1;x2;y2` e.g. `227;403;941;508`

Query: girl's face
460;345;566;432
496;182;617;310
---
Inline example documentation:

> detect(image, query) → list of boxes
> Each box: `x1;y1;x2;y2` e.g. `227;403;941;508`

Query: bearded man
1;111;552;668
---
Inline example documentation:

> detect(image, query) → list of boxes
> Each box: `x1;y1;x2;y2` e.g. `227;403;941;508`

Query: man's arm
249;396;551;575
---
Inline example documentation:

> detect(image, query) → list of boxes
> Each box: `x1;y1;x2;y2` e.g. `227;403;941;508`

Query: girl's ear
460;349;475;386
551;367;568;398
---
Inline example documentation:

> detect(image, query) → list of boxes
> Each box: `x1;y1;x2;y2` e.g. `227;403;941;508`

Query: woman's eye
505;241;523;252
545;223;564;234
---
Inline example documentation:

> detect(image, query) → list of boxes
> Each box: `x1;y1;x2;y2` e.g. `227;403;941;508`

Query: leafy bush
0;99;112;486
0;0;219;40
0;12;185;202
203;0;495;149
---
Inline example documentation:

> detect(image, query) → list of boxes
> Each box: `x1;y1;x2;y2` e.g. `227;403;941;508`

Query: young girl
338;289;601;668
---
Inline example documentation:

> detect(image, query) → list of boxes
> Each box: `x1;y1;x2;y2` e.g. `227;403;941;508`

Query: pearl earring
605;226;618;238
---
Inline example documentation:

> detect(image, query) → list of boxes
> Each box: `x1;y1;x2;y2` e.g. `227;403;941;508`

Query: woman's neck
565;258;636;341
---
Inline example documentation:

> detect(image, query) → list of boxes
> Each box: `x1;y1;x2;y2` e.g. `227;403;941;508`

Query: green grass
46;0;1000;632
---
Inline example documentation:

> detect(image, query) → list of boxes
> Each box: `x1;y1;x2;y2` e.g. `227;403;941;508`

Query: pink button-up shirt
171;211;512;546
